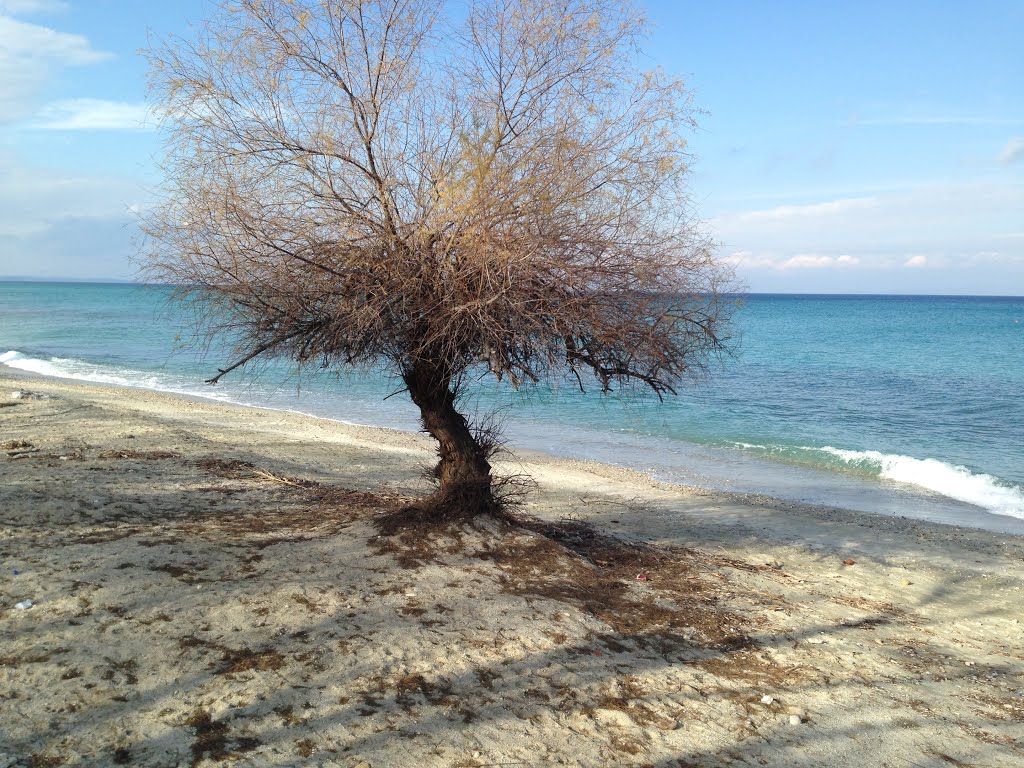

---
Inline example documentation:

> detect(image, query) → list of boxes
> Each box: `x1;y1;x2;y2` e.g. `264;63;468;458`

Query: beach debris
842;558;857;566
756;553;783;569
635;573;649;581
14;599;34;610
761;695;775;705
10;390;50;400
789;714;802;725
3;439;38;459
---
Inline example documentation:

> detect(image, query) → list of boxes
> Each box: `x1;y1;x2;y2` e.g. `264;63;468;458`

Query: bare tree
145;0;736;519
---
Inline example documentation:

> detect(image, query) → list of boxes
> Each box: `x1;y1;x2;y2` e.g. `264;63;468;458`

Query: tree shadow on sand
2;448;1022;767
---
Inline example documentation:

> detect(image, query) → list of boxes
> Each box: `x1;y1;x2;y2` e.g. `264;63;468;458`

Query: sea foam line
0;349;236;401
0;349;382;429
816;446;1024;519
4;350;173;391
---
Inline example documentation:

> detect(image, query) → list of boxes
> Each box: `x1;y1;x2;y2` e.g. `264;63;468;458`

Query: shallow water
3;282;1023;533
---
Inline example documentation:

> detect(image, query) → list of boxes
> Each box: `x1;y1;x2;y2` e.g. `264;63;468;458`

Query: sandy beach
2;368;1023;767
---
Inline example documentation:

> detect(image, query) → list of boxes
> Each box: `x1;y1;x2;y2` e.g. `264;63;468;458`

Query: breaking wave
815;446;1024;519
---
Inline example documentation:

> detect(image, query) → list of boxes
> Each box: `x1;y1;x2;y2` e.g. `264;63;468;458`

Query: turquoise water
3;282;1023;532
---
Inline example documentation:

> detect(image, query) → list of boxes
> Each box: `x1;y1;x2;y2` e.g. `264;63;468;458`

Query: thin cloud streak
724;196;879;224
0;1;68;14
853;116;1024;127
33;98;152;131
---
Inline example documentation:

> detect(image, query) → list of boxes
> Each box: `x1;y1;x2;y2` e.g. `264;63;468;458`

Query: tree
144;0;735;520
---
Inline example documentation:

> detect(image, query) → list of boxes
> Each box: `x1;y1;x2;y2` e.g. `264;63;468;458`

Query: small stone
789;714;802;725
760;695;774;705
900;579;912;586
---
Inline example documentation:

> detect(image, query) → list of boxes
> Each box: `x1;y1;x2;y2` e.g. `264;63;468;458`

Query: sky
0;0;1021;294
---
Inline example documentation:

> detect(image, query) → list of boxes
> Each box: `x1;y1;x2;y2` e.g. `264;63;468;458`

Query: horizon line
1;277;1021;301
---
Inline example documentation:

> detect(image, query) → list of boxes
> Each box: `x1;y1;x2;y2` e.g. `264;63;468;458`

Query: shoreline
3;370;1024;766
6;363;1024;538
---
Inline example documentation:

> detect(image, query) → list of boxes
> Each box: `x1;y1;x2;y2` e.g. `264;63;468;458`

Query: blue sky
1;0;1021;294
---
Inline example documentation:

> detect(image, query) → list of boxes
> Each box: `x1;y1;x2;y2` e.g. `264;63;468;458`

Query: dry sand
1;369;1023;767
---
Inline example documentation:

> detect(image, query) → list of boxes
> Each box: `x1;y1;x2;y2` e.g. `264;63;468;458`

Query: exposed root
375;478;503;535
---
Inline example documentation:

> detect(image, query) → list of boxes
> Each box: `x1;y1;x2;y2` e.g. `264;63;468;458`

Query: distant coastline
0;276;136;284
2;277;1021;299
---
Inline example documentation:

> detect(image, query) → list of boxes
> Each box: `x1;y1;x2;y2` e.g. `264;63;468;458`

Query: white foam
0;349;362;419
818;446;1024;519
2;349;164;389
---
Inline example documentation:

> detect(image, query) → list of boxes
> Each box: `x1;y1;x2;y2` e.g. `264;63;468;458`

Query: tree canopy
145;0;736;518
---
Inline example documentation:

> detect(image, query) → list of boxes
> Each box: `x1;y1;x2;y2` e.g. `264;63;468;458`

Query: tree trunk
403;362;494;516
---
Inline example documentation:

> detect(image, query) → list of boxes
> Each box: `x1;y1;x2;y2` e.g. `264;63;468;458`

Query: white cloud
0;15;112;122
999;136;1024;165
0;15;107;65
729;196;878;224
714;183;1024;262
724;250;776;270
0;1;69;14
711;181;1024;292
727;251;860;271
33;98;152;131
779;254;831;270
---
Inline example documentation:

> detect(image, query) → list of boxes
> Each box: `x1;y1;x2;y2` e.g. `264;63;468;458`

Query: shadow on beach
2;375;1023;767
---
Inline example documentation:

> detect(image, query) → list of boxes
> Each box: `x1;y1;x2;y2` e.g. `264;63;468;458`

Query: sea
3;281;1023;534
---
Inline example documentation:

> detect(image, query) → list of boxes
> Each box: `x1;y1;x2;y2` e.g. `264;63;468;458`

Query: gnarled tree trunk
403;362;495;517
